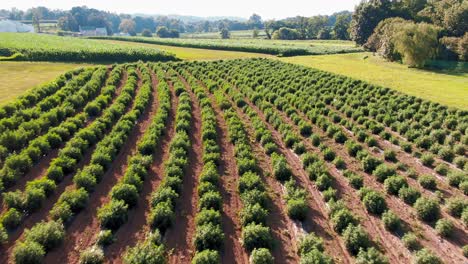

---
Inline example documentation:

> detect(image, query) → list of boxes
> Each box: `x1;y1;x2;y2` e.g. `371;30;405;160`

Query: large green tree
350;0;394;45
333;14;351;40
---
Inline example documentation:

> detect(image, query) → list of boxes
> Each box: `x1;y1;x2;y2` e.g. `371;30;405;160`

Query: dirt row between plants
104;70;179;264
274;100;467;263
327;105;465;198
0;69;129;263
199;80;250;264
165;77;204;264
43;69;154;264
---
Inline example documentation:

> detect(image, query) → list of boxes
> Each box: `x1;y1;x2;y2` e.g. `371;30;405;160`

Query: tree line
350;0;467;67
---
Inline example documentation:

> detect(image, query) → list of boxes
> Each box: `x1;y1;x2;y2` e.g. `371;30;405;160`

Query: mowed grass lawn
100;40;272;60
0;61;89;106
281;52;468;110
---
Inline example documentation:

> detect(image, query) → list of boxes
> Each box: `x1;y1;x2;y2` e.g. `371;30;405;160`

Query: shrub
334;131;347;144
383;150;397;162
316;174;332;191
96;229;115;246
362;191;387;215
333;157;346;170
300;249;333;264
293;142;306;155
435;219;454;238
1;208;23;230
463;209;468;227
311;134;320;146
446;197;467;218
322;187;337;202
420;153;435;167
287;198;308;221
73;172;97;192
384;176;407;195
242;223;272;251
348;174;363;189
58;188;88;212
398;186;421;205
331;209;357;234
414;197;440;222
148;201;174;232
402;232;420;250
362;156;382;173
366;137;378;147
298;233;324;255
195;209;221;227
0;224;7;244
13;241;45;264
123;238;165;264
198;191;222;211
356;247;388;264
194;223;224;251
342;224;370;255
251;248;274;264
434;163;448;175
372;164;395;182
454;156;467;169
240;203;268;226
192;249;220;264
447;171;465;187
272;155;292;181
438;147;454;162
463;245;468;258
418;175;437;190
24;220;65;250
322;148;335;162
50;202;72;222
110;183;139;208
381;210;401;232
414;248;442;264
80;246;104;264
98;200;129;230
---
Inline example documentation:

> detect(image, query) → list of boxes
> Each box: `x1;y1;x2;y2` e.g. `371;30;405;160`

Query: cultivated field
180;29;267;39
282;53;468;110
90;36;363;56
0;59;466;264
0;33;178;63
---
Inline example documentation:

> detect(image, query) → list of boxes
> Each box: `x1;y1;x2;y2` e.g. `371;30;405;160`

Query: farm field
0;33;178;63
0;59;466;264
281;53;468;110
90;36;363;56
99;39;273;60
0;61;89;106
180;29;267;39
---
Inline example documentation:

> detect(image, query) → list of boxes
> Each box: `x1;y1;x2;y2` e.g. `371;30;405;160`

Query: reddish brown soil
165;78;203;264
44;69;157;264
277;101;467;263
202;82;250;263
104;70;179;264
220;93;299;263
0;70;129;214
0;70;129;263
327;105;465;198
223;83;412;263
237;103;353;263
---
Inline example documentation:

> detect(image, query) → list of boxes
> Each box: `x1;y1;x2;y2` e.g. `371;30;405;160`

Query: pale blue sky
3;0;361;19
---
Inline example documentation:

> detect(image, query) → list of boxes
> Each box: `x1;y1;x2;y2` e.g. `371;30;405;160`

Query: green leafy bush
384;175;407;195
192;249;220;264
362;191;387;215
414;248;442;264
381;210;401;232
79;246;104;264
356;247;388;264
435;219;454;238
13;241;45;264
398;186;421;205
242;223;272;251
24;220;65;250
343;224;370;255
194;223;224;251
97;199;129;230
414;197;440;222
402;232;420;250
446;197;467;218
418;175;437;190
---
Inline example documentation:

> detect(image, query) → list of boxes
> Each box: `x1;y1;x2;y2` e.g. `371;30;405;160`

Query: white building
0;19;34;33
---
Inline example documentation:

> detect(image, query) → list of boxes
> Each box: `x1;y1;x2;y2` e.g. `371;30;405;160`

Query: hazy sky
3;0;362;19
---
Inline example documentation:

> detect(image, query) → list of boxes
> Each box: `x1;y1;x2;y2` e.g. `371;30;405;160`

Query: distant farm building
0;19;34;33
79;26;108;36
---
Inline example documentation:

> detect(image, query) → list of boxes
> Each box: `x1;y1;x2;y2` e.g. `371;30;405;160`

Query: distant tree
307;16;328;39
418;0;468;37
32;7;43;33
264;20;274;39
317;27;332;39
220;28;230;39
156;26;179;38
393;22;440;67
119;19;136;36
272;27;301;40
350;0;394;45
253;28;259;38
248;14;263;29
333;14;351;40
141;29;152;37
